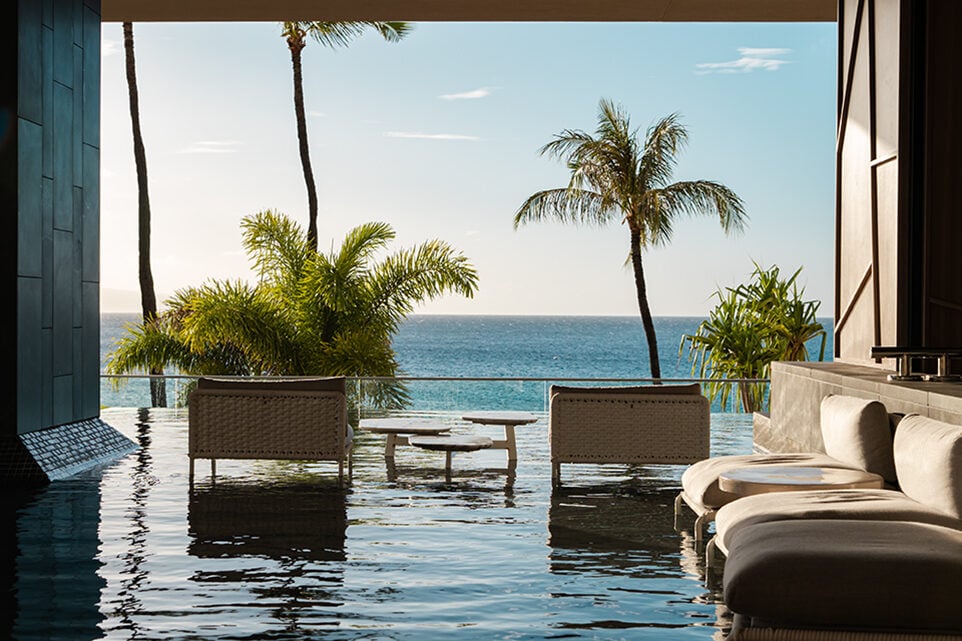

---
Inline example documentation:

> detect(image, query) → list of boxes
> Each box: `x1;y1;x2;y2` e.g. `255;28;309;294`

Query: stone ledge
762;360;962;453
17;418;139;482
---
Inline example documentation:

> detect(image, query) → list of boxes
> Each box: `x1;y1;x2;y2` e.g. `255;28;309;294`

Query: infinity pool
6;408;752;640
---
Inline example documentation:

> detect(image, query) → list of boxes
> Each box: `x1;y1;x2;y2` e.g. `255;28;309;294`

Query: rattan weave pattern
188;389;347;461
549;392;710;464
731;627;962;641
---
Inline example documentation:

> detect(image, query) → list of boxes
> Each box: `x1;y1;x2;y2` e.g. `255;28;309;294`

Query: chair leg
705;536;718;569
693;510;716;543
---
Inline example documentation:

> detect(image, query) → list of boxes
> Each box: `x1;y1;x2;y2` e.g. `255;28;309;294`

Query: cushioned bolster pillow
894;414;962;520
820;394;897;484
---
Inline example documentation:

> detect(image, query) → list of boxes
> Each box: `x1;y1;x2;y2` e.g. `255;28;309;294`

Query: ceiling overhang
101;0;837;23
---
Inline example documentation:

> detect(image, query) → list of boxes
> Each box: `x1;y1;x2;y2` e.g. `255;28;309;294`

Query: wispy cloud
308;110;325;118
439;87;492;100
384;132;480;141
102;39;121;57
178;140;243;154
696;47;792;74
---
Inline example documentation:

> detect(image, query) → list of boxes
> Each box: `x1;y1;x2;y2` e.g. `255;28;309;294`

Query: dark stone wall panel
41;26;53;178
82;5;99;145
18;0;104;441
52;228;72;376
18;120;42;279
82;144;98;279
52;374;73;426
52;82;72;231
18;0;43;125
17;278;42;433
41;177;53;326
51;0;74;88
72;45;83;186
81;281;99;417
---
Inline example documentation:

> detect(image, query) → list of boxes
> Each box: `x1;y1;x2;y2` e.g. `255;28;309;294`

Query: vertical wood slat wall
835;0;899;364
836;0;962;364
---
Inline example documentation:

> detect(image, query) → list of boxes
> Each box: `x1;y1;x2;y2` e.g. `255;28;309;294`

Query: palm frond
513;188;616;228
284;21;412;49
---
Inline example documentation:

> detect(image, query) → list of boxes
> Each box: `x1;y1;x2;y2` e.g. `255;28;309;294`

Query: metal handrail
101;374;770;383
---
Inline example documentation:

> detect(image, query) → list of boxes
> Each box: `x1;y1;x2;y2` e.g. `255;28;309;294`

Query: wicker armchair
188;376;352;485
548;383;710;485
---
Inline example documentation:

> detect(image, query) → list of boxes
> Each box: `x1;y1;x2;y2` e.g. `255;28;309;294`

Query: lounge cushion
820;394;897;484
714;488;962;554
680;452;854;512
723;519;962;633
894;414;962;520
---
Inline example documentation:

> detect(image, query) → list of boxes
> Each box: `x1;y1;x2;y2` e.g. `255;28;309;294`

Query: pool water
6;408;751;640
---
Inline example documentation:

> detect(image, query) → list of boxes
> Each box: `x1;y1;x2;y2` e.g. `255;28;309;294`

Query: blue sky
99;20;837;316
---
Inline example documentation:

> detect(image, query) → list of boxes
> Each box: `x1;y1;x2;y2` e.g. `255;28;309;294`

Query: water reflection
187;481;348;633
547;481;730;637
5;480;105;641
3;408;749;640
188;481;347;562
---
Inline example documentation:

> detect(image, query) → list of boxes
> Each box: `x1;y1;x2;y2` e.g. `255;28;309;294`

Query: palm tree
282;21;412;250
514;99;747;379
123;21;166;407
105;210;477;408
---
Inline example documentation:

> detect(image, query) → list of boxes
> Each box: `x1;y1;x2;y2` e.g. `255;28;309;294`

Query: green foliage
679;263;826;413
106;210;478;410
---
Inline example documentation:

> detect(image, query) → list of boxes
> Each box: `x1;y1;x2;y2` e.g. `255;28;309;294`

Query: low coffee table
718;465;885;498
359;418;451;457
461;411;538;462
408;435;494;477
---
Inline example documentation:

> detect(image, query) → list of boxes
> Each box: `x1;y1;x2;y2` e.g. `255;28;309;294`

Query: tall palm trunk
287;35;319;251
629;227;662;380
123;22;166;407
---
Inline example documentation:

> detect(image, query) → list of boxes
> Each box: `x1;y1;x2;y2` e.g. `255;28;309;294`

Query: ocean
100;313;834;411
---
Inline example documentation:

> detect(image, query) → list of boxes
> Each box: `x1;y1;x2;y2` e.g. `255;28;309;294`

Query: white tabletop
461;411;539;425
718;465;885;497
359;418;451;435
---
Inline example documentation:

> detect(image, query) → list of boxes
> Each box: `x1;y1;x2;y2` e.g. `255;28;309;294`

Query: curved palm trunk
288;38;319;251
123;22;166;407
629;228;662;380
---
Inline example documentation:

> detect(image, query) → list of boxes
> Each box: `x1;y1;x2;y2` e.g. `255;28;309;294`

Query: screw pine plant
680;263;826;413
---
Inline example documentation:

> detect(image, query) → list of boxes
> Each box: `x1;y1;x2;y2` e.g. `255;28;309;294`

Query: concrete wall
758;360;962;453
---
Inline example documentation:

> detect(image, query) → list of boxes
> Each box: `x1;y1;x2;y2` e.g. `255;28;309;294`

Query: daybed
675;394;901;540
188;376;352;485
714;412;962;640
548;383;710;485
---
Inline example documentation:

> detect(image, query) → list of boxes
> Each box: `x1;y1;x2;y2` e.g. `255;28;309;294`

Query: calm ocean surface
100;313;833;412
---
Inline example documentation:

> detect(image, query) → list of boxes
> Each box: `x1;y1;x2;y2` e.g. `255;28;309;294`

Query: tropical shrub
679;263;826;413
105;209;478;410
